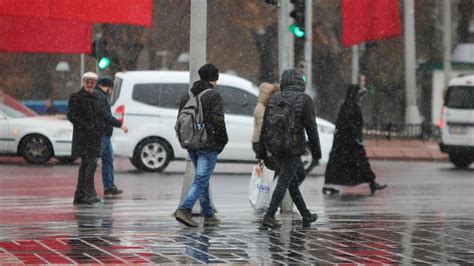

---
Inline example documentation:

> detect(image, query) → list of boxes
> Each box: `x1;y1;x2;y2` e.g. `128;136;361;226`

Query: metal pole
404;0;422;124
178;0;216;215
351;45;359;84
304;0;313;94
278;0;296;213
80;54;85;80
279;0;291;76
443;0;452;89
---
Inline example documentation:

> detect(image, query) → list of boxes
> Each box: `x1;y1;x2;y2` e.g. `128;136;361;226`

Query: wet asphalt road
0;158;473;264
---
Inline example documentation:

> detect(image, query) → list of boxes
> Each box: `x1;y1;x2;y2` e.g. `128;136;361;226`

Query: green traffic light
98;57;111;70
289;24;305;38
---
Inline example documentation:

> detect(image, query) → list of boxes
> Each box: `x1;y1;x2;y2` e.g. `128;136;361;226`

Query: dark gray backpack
175;89;212;150
263;93;300;155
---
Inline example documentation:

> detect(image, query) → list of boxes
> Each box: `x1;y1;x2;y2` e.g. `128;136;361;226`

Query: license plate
449;126;467;135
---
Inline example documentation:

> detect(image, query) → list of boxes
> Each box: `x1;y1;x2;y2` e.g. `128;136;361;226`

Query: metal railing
363;122;440;140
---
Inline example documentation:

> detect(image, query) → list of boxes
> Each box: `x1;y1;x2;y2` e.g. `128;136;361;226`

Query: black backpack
175;89;211;150
263;93;300;155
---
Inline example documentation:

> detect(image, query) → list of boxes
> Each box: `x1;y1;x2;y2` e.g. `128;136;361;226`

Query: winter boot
203;216;221;226
302;213;318;227
175;209;199;227
262;214;281;228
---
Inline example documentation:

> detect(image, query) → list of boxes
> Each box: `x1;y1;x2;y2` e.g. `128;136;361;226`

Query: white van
439;74;474;168
110;71;335;173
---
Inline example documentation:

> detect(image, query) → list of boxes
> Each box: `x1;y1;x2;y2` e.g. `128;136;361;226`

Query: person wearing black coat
94;76;128;196
323;84;387;195
67;72;105;205
175;64;228;228
256;68;321;228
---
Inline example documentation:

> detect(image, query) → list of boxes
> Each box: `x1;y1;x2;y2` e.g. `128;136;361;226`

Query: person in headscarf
323;84;387;195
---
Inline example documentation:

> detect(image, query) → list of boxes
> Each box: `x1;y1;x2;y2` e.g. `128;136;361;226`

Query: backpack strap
188;88;212;99
189;88;213;123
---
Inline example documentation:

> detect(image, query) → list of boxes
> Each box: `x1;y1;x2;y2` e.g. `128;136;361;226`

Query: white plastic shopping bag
249;164;275;210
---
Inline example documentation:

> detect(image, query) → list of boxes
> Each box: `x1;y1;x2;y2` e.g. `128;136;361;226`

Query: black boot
262;214;281;228
370;182;387;194
302;213;318;227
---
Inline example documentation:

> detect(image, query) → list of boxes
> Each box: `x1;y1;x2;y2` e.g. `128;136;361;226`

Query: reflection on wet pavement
1;197;473;264
0;160;473;264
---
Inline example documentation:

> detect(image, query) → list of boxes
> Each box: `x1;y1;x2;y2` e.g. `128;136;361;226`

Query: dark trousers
266;154;310;217
74;153;98;201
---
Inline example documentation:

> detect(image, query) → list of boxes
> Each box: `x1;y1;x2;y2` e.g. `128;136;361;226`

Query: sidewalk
365;138;448;161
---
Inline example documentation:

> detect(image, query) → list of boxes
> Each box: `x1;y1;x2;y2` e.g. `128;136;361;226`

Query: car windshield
445;86;474;109
0;93;37;118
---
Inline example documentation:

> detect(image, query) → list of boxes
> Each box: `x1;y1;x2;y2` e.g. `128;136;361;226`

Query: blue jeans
100;136;115;190
179;150;218;217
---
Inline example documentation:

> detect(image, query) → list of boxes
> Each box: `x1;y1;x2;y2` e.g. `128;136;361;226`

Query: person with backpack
174;64;228;227
256;68;321;228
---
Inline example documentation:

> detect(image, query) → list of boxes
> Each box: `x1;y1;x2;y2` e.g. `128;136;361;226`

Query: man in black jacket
257;69;321;228
175;64;228;227
67;72;104;205
95;76;128;196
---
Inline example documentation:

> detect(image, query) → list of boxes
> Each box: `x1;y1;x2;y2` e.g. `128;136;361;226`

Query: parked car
0;92;75;164
110;71;335;173
439;74;474;169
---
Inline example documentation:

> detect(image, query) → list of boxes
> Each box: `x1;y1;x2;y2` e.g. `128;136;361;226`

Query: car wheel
301;145;317;174
21;134;53;164
449;153;472;169
133;138;171;172
56;156;78;164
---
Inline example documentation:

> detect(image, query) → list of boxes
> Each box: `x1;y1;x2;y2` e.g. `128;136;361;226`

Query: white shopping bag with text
249;164;274;210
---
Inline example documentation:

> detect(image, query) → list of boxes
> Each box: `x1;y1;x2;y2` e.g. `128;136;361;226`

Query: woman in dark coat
323;84;387;194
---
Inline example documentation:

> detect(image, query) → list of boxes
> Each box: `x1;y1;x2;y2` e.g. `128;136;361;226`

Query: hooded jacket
258;69;321;159
178;80;228;153
251;83;280;143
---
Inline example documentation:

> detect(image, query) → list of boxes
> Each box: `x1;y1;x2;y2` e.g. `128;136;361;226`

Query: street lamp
55;61;70;99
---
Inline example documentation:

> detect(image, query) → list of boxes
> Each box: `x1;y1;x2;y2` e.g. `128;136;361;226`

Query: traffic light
289;0;305;38
92;36;111;70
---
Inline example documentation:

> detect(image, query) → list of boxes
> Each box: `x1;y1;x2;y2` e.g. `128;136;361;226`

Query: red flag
0;0;152;26
0;16;92;54
51;0;153;26
0;0;50;17
342;0;401;47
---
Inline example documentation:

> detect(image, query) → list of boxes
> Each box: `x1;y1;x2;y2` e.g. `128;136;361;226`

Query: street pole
278;0;294;213
304;0;313;94
178;0;216;215
278;0;292;75
443;0;452;89
404;0;422;124
351;45;359;84
80;54;85;81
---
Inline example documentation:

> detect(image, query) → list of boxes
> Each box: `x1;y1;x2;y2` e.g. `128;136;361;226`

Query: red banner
0;0;152;26
0;16;92;54
0;0;50;17
342;0;401;47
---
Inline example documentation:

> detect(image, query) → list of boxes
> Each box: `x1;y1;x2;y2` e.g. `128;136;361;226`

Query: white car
439;74;474;169
0;92;75;164
110;71;335;173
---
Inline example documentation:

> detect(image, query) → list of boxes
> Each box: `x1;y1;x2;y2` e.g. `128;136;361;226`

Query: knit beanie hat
97;76;114;87
198;63;219;81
